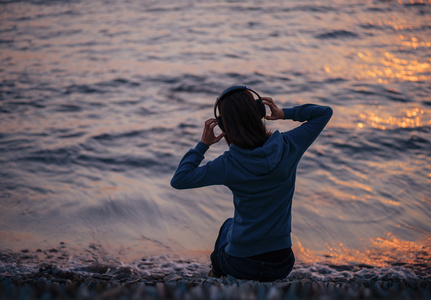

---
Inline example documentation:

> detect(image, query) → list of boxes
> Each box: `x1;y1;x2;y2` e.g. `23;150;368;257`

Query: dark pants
210;218;295;282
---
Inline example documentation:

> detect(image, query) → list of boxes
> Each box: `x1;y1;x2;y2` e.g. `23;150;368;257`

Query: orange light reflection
295;233;431;270
358;51;430;83
398;0;427;5
357;107;430;130
355;25;430;84
399;35;431;49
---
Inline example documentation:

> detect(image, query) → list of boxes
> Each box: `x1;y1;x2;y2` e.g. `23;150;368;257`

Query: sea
0;0;430;277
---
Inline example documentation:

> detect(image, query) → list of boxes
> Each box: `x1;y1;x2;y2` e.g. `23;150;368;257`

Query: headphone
214;85;266;132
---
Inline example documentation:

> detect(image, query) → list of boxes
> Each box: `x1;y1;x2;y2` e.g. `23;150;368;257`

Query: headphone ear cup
256;99;266;118
216;116;225;132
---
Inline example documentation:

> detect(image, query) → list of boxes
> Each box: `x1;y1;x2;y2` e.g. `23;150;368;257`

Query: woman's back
171;86;332;281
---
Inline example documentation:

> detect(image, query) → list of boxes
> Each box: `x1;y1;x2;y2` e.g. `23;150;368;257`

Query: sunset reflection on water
356;50;430;84
357;107;430;130
295;233;431;271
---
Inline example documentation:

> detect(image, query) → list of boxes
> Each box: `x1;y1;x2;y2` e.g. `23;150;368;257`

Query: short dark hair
218;90;270;149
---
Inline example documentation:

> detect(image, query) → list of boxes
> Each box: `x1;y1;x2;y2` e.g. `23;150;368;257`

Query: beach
1;0;430;299
1;245;430;300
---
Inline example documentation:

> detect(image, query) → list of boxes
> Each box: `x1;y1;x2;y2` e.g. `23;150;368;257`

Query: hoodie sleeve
282;104;333;154
170;141;229;190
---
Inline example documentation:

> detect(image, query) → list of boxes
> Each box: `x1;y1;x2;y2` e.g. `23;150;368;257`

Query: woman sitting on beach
171;86;333;281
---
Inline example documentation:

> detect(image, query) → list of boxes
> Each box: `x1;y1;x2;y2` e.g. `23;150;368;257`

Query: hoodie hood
229;130;285;175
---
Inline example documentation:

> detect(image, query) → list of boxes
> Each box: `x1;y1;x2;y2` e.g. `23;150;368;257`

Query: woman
171;86;333;281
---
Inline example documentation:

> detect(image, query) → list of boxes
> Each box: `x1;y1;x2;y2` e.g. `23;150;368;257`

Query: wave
63;84;107;95
320;127;430;165
315;30;359;40
11;146;174;174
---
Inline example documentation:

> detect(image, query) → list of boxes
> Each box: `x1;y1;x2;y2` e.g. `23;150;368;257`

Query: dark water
0;0;430;269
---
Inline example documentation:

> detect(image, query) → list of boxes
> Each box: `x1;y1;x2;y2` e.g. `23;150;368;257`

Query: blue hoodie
171;104;333;257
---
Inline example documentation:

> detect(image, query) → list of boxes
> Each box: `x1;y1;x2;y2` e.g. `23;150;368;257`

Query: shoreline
1;248;430;300
1;263;430;300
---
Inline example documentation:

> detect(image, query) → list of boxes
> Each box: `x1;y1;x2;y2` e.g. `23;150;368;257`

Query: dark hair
218;90;270;149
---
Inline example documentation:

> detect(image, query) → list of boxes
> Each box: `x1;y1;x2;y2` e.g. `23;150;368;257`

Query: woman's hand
262;97;284;120
201;118;225;146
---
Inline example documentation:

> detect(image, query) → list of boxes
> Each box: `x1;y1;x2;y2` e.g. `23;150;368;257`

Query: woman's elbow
324;106;333;120
170;177;186;190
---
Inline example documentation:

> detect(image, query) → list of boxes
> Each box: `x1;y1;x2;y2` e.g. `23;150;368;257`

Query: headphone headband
213;85;262;118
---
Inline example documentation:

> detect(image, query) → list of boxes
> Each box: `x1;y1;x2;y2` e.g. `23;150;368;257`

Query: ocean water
0;0;430;272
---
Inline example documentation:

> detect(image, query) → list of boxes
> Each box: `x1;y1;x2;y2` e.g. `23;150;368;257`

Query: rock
165;280;178;289
373;281;387;298
141;279;156;286
362;287;372;298
163;274;182;282
150;272;166;280
116;273;130;281
52;278;66;284
1;278;13;286
267;286;281;300
409;278;420;289
227;275;237;285
156;282;165;298
91;274;112;281
383;281;389;289
115;267;133;275
302;280;313;296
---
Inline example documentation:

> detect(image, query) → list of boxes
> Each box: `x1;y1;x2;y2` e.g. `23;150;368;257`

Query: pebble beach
1;245;430;300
